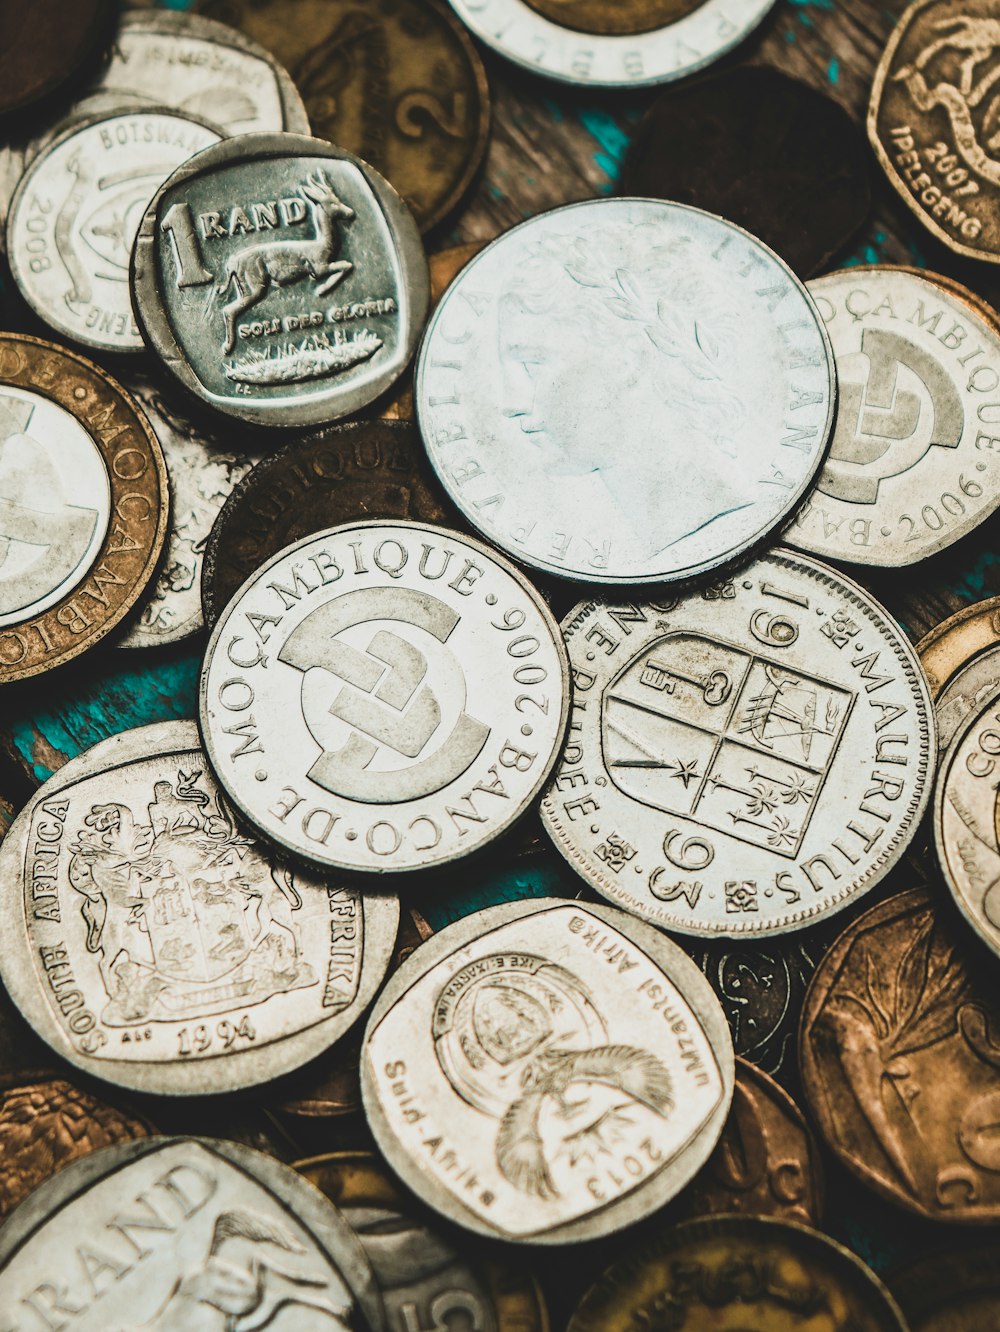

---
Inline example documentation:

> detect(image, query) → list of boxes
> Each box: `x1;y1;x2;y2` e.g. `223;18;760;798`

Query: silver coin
199;520;569;874
443;0;776;88
539;548;936;937
7;108;223;355
116;373;263;648
132;133;429;430
0;1136;385;1332
361;897;734;1243
416;199;834;585
0;721;399;1096
788;267;1000;567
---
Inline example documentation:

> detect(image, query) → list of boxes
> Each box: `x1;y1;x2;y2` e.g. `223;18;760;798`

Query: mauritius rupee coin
788;268;1000;566
0;1137;384;1332
417;199;834;585
200;522;568;873
0;335;168;685
133;133;429;429
361;897;733;1243
0;722;399;1095
7;109;223;354
540;549;935;937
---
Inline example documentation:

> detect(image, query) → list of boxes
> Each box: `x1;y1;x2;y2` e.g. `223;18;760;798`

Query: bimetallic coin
0;336;168;685
0;1137;384;1332
133;133;429;429
0;0;114;117
361;898;734;1244
889;1245;1000;1331
0;722;399;1095
567;1216;907;1332
7;109;223;355
417;199;834;585
800;888;1000;1223
917;595;1000;751
540;550;935;936
788;268;1000;567
522;0;700;37
200;521;569;875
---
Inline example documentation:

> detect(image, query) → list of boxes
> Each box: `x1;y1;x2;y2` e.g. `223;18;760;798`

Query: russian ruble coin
361;897;734;1244
0;1136;385;1331
889;1245;1000;1331
7;108;223;355
200;521;568;874
132;133;429;429
917;595;1000;751
0;0;114;118
539;549;935;937
0;722;399;1095
0;335;168;685
787;267;1000;567
416;199;834;585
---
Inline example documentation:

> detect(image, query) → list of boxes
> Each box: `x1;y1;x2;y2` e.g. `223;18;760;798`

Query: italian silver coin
788;267;1000;567
361;897;734;1243
132;133;430;429
539;548;935;937
0;1136;385;1332
0;721;399;1096
416;199;835;585
200;521;569;874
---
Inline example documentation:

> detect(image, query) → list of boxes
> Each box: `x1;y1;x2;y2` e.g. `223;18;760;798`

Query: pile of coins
2;0;1000;1327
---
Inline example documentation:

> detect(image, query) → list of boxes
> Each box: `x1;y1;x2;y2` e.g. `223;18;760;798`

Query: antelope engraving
216;170;355;355
906;16;1000;104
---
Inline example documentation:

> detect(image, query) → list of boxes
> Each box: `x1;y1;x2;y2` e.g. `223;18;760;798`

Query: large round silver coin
200;521;569;873
133;133;429;429
361;897;734;1243
787;267;1000;567
540;548;935;936
7;109;223;355
0;722;399;1095
416;199;834;585
0;1137;385;1332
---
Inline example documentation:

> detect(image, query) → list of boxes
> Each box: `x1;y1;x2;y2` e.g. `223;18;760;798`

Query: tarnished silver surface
200;521;569;874
0;721;399;1095
788;267;1000;567
361;897;733;1243
540;548;936;936
133;133;430;429
7;109;223;354
416;199;834;585
443;0;777;88
0;1137;385;1332
117;373;262;648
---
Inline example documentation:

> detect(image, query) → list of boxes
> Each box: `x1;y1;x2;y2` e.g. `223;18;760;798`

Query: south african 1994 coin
417;199;834;585
0;722;399;1095
200;521;569;874
540;548;935;937
361;897;733;1243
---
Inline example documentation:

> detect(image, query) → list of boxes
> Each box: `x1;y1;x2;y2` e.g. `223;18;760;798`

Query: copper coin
622;66;871;277
520;0;701;38
199;0;489;232
200;419;452;625
0;0;115;117
801;887;1000;1224
889;1244;1000;1330
917;596;1000;752
0;335;168;684
0;1078;153;1219
683;1058;824;1226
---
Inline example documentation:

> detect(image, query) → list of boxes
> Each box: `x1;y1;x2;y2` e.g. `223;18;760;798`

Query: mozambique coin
0;335;168;685
567;1215;907;1332
7;109;223;355
417;199;834;585
889;1245;1000;1330
541;550;935;937
200;0;489;233
0;722;399;1095
869;0;1000;264
297;1151;549;1332
201;421;452;627
917;595;1000;750
522;0;700;37
361;898;734;1244
200;521;569;874
621;66;872;278
0;1137;384;1330
800;888;1000;1223
0;0;114;118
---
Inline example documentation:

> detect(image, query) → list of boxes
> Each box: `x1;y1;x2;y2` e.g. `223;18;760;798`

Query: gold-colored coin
917;596;1000;751
521;0;703;37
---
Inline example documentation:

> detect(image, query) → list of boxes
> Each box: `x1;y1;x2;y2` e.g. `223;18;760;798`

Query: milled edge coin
917;594;1000;751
